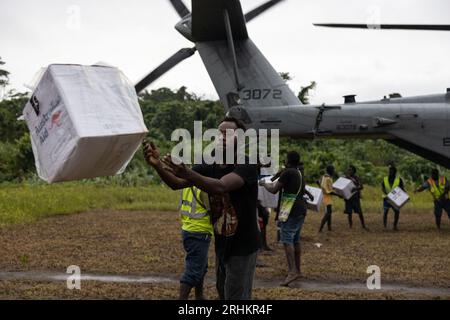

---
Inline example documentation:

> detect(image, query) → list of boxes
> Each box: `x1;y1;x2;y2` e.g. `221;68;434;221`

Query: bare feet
280;272;300;287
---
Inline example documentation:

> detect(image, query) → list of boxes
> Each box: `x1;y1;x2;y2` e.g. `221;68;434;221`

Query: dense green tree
0;57;9;88
298;81;316;105
279;72;292;82
0;96;28;141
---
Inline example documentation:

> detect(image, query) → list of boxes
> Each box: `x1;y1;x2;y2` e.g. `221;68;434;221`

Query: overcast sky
1;0;449;104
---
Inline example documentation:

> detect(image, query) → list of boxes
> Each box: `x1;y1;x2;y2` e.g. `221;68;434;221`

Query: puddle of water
51;274;176;284
0;271;177;284
265;279;450;296
1;271;449;296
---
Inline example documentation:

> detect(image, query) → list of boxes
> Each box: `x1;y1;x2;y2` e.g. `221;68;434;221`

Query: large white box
333;177;356;200
258;176;279;208
304;185;323;212
23;64;148;183
386;187;409;210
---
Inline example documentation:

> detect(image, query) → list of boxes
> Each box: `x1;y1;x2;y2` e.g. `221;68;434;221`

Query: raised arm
183;169;244;194
143;142;191;190
161;155;246;195
261;180;283;194
304;188;314;201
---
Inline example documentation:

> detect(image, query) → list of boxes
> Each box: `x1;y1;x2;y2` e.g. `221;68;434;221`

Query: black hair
221;116;246;130
431;168;439;177
389;165;397;174
348;165;357;173
326;165;335;175
287;151;301;167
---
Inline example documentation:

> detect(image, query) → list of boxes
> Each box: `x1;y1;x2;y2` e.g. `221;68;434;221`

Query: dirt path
0;270;448;297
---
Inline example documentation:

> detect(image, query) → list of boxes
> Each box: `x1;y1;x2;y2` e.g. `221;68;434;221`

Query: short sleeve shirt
192;161;261;259
278;168;307;218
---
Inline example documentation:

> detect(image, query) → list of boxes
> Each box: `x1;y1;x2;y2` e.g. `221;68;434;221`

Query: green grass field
0;183;179;226
0;182;435;226
0;182;448;300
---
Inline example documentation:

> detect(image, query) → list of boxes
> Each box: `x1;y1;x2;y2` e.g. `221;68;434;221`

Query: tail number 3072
242;89;282;100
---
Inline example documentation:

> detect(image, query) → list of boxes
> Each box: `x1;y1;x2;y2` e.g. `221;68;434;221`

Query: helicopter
135;0;450;168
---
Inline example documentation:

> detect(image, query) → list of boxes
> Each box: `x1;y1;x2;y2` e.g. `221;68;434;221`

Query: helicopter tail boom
196;39;301;110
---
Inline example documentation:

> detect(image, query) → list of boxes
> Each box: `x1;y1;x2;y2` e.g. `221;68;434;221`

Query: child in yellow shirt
319;165;337;232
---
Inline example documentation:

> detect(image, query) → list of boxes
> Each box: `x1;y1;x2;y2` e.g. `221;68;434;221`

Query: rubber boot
359;213;368;230
195;281;206;300
347;214;353;228
179;283;193;300
393;211;400;231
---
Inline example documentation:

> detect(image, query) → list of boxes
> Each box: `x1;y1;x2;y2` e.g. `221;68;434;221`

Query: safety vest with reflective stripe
180;187;213;235
428;176;447;200
384;176;400;194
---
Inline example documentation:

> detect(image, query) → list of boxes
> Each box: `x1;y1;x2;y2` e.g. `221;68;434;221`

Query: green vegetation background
1;86;444;185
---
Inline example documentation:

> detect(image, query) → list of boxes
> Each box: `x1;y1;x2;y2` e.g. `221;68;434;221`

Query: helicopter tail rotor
169;0;191;18
135;0;286;93
245;0;285;23
135;47;196;94
314;23;450;31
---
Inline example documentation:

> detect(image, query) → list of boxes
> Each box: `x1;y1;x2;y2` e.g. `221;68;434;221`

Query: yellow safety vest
180;187;213;235
428;176;447;200
384;176;400;194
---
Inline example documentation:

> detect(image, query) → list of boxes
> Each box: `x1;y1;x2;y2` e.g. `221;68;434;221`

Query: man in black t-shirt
191;159;260;299
260;151;312;286
143;117;261;300
344;165;368;230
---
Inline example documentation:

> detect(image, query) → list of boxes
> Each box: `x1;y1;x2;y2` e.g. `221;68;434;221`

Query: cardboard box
23;64;148;183
386;187;409;210
304;185;323;212
333;177;356;200
258;176;279;208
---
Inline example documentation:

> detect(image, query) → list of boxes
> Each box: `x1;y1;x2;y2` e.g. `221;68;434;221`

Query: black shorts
258;206;270;225
344;197;362;214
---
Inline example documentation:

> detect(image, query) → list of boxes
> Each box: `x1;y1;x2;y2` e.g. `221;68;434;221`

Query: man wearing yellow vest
381;165;405;231
415;168;450;229
178;186;213;300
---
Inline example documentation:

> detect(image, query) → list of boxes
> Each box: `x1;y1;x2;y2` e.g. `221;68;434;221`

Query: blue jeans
180;230;211;287
280;215;305;245
434;199;450;228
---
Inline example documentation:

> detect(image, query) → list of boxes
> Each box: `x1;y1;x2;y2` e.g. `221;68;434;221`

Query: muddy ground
0;210;449;299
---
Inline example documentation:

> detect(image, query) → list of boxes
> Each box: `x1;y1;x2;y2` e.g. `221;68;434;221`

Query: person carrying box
344;165;368;230
381;165;405;231
415;168;450;229
318;165;339;232
260;151;313;286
